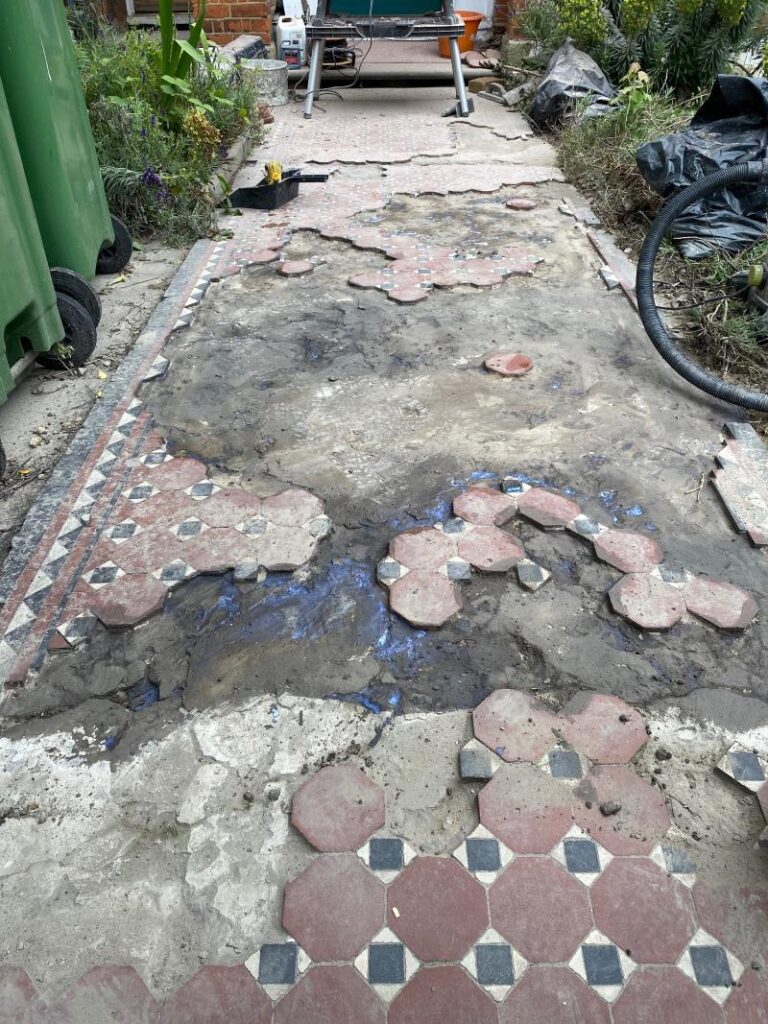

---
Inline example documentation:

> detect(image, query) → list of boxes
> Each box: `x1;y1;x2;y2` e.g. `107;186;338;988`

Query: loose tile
573;764;672;856
506;198;538;211
479;763;574;853
389;569;462;629
353;927;419;1002
499;965;612;1024
677;929;743;1005
291;765;385;852
609;573;685;630
649;843;697;887
357;835;415;882
452;824;513;884
389;527;457;570
279;260;314;276
717;742;768;793
490;857;592;963
473;689;558;763
457;526;525;572
516;558;551;591
518;487;582;528
90;575;169;628
591;857;697;963
233;560;266;583
593;528;664;573
388;965;498;1024
387;856;488;961
557;692;648;764
282;854;385;962
453;486;517;527
245;942;310;1000
550;825;611;885
459;738;502;781
159;965;272;1023
570;930;636;1003
462;928;527;1002
683;575;758;629
613;966;726;1024
484;352;533;377
274;966;385;1024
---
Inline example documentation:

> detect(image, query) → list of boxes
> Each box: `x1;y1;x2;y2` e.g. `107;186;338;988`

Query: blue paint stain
549;377;563;390
103;735;119;751
624;504;643;517
558;559;577;577
196;581;241;627
127;679;159;711
388;690;402;707
643;521;659;532
328;690;383;714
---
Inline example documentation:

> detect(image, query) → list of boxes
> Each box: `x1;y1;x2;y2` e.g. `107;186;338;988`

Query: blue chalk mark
328;690;382;714
625;504;643;517
103;735;119;751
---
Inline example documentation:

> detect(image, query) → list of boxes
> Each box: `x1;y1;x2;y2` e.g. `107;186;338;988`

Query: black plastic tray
228;169;328;210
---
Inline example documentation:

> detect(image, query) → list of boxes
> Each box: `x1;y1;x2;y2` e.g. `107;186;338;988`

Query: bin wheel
37;293;97;370
0;440;6;481
50;268;102;327
96;214;133;275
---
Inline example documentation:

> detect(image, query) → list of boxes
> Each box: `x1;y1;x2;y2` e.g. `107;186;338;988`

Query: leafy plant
156;0;214;115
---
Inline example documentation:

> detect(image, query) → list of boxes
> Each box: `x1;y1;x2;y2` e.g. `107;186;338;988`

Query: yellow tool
264;160;283;185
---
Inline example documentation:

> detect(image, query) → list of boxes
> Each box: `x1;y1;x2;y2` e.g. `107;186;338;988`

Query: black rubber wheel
37;293;97;369
96;214;133;275
50;267;102;327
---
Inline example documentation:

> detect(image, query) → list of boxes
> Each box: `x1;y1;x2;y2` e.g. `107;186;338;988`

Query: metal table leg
448;36;471;117
303;39;325;119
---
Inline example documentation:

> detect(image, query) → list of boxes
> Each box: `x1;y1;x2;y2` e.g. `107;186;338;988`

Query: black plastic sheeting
636;76;768;259
529;40;615;127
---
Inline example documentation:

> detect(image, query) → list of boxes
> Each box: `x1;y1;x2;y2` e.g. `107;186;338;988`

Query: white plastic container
275;16;306;67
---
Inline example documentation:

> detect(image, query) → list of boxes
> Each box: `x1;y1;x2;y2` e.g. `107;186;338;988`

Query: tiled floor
3;690;765;1022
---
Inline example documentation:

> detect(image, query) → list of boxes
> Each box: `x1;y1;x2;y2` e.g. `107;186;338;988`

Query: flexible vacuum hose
636;159;768;411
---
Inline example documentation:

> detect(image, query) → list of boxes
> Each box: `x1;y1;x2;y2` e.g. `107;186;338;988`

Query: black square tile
729;751;765;783
583;945;623;987
190;481;215;497
177;519;203;538
258;943;297;985
564;838;600;875
549;749;583;779
442;518;468;534
110;521;137;540
159;562;188;583
661;846;696;874
369;837;404;872
476;944;514;986
466;838;501;874
90;565;119;585
368;943;405;985
143;452;167;466
690;946;733;988
127;484;154;501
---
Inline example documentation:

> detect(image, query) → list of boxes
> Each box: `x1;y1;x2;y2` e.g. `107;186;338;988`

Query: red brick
573;764;671;856
389;966;497;1024
683;576;758;630
291;765;385;852
282;854;385;961
232;1;269;14
609;573;685;630
275;966;385;1024
725;967;768;1024
591;859;697;963
453;486;517;526
262;487;323;526
389;570;462;629
479;763;574;853
387;857;488;961
517;488;581;528
490;858;591;962
390;527;456;570
222;17;245;31
473;689;557;763
593;529;664;574
159;966;271;1024
91;574;169;628
54;966;160;1023
206;3;232;17
613;966;724;1024
484;352;534;377
557;692;647;764
458;526;525;572
500;965;611;1024
0;968;49;1024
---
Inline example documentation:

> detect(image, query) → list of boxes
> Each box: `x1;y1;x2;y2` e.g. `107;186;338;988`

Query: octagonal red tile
517;488;581;528
194;490;264;529
0;968;49;1024
182;528;246;574
387;856;488;961
479;764;574;853
110;527;187;574
474;689;557;762
693;880;768;965
389;966;497;1024
262;487;324;526
613;967;724;1024
390;527;457;570
120;490;196;529
591;858;697;963
144;458;208;491
557;693;647;764
725;967;768;1024
389;570;462;629
282;853;385;961
90;574;169;628
291;765;385;852
683;576;758;630
458;526;525;572
573;765;671;855
453;486;517;526
609;574;685;630
490;857;591;962
159;966;271;1024
274;966;385;1024
254;526;317;571
593;529;663;574
500;965;611;1024
54;966;159;1024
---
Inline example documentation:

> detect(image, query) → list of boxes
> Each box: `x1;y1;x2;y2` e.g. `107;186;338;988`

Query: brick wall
200;1;274;44
493;0;527;35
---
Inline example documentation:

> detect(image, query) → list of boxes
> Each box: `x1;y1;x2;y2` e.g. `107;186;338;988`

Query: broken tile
292;765;384;852
461;928;527;1002
609;573;685;630
233;561;266;583
516;558;551;590
389;569;461;629
682;576;758;630
262;487;324;526
473;689;557;763
458;526;524;572
716;742;768;793
557;692;647;764
389;526;456;570
254;526;317;571
57;611;97;647
453;486;517;527
441;556;472;581
567;513;606;539
144;457;208;491
569;930;636;1003
353;927;419;1002
279;260;314;276
518;487;582;529
593;529;664;574
506;198;538;211
677;929;743;1005
459;738;501;780
152;559;196;589
90;575;168;627
483;352;533;377
452;824;513;884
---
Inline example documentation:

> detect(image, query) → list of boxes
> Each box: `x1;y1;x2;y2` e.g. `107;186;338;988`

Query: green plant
612;62;652;111
156;0;216;116
559;0;608;48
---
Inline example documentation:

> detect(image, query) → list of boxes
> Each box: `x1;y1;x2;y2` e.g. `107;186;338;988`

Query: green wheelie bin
0;78;67;478
0;0;133;318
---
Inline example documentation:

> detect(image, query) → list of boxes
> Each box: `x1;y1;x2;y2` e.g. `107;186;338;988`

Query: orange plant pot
438;10;482;57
